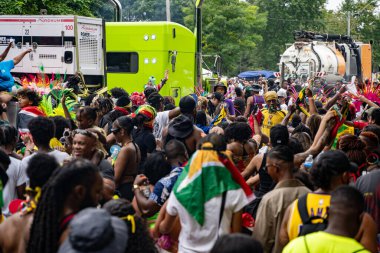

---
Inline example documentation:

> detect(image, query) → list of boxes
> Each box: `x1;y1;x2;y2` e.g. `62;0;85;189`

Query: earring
366;153;379;165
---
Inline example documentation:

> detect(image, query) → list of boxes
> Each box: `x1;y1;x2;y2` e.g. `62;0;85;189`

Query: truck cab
105;21;196;104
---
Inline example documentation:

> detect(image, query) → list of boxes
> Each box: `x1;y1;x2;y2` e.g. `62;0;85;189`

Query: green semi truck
0;16;197;104
105;21;196;103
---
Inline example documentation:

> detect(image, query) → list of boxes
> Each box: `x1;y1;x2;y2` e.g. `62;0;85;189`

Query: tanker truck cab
105;22;196;104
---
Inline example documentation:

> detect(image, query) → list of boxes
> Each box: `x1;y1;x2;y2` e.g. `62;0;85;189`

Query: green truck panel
105;21;196;104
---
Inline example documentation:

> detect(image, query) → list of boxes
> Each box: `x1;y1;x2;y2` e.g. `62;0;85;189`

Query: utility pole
347;11;351;36
196;0;205;88
166;0;171;22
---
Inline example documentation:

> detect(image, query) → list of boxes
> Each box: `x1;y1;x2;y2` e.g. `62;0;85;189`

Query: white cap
277;88;287;98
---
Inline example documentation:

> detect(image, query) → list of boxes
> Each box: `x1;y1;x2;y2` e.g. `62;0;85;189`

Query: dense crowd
0;65;379;253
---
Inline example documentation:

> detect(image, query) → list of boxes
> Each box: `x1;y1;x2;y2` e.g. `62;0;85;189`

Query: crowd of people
0;69;379;253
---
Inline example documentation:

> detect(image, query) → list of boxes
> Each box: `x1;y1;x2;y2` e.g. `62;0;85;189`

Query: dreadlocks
103;199;158;253
26;159;100;253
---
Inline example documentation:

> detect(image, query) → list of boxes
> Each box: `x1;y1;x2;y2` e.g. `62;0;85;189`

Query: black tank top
257;153;275;196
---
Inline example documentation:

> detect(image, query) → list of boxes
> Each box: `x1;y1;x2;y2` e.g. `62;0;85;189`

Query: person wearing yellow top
286;193;330;240
283;231;370;253
283;186;370;253
280;150;378;253
261;91;286;137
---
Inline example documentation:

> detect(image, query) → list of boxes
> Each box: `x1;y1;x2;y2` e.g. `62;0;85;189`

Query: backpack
297;194;328;236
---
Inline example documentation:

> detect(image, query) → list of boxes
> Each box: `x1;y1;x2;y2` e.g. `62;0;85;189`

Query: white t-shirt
153;111;170;141
20;150;70;183
2;157;26;216
166;188;249;253
280;104;288;112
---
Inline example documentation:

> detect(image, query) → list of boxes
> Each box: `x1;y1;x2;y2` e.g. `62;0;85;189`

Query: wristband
132;184;140;192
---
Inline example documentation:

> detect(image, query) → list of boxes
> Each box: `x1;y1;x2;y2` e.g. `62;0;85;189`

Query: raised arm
0;42;13;62
156;69;169;92
294;110;336;167
358;95;379;109
13;49;32;66
281;105;296;126
323;85;346;111
306;87;317;115
60;95;72;121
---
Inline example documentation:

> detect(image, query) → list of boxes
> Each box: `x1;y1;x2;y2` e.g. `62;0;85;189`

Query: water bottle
109;145;121;165
304;155;313;170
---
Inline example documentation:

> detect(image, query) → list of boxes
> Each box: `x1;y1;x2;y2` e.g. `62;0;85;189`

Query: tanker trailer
279;31;372;83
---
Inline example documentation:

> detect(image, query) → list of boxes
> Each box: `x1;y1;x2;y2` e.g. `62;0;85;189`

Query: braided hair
103;199;158;253
26;159;100;253
337;134;367;168
94;97;114;116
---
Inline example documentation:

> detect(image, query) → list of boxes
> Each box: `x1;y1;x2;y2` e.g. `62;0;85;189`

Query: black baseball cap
179;95;196;114
147;92;164;105
270;124;289;147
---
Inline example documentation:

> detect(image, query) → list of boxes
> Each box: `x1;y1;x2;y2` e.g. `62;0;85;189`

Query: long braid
103;199;158;253
27;159;99;253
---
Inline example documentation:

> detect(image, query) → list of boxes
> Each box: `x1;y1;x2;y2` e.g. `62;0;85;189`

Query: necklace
124;140;133;146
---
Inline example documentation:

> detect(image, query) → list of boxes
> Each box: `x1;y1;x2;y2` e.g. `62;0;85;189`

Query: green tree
345;0;380;71
184;0;267;76
0;0;105;16
250;0;326;70
321;10;347;35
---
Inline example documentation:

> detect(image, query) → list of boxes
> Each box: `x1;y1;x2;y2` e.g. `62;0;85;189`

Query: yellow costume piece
261;109;286;137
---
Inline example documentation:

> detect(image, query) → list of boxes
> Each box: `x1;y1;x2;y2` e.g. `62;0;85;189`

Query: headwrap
264;91;278;102
135;104;157;129
130;92;145;106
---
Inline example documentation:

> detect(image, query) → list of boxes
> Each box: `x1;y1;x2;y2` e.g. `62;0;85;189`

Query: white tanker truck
279;31;372;83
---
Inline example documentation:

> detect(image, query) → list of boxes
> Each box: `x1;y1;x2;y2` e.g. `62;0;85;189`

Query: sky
326;0;343;11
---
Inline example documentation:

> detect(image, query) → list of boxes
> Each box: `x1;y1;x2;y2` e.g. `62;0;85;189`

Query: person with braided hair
0;153;59;253
132;105;157;169
337;134;368;179
103;199;158;253
111;116;141;201
26;159;103;253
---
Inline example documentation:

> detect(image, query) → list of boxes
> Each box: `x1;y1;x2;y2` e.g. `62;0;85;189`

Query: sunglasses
73;129;98;139
110;128;121;135
62;129;71;137
59;136;66;145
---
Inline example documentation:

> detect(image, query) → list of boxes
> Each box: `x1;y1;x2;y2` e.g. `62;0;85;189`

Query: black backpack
297;193;328;236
